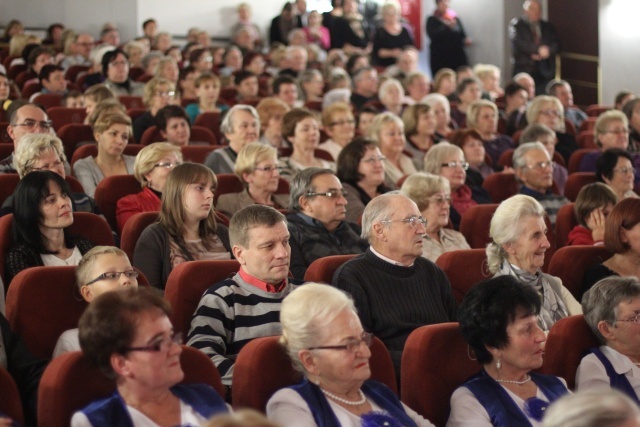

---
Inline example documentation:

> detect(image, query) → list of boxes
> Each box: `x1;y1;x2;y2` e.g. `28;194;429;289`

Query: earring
496;359;502;370
314;375;321;386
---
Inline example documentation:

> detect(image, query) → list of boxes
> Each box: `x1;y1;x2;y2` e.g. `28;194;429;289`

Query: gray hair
526;95;565;132
141;51;163;70
220;104;259;135
423;142;464;175
545;79;570;96
378;78;404;102
420;93;451;119
400;172;450;212
582;276;640;344
288;167;335;212
486;195;546;274
543;389;640;427
280;283;356;374
14;133;68;178
595;110;628;147
466;100;498;130
520;123;555;144
512;141;548;170
360;193;404;241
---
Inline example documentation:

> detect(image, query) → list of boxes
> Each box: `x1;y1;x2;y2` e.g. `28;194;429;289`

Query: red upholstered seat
94;174;143;231
435;249;490;304
567;148;598;174
70;143;144;169
120;211;159;262
555;203;577;248
546;245;611;301
303;254;358;283
564;172;597;202
0;367;23;425
57;123;94;159
459;204;499;249
47;107;87;131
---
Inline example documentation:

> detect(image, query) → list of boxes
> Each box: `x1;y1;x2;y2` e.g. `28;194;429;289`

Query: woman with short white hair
486;194;581;331
422;93;455;140
378;78;405;116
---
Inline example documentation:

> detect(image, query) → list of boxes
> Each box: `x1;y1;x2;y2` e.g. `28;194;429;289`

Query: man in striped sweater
333;193;457;377
187;205;304;390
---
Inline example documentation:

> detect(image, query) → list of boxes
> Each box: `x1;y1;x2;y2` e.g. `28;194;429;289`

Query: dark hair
62;90;83;106
596;148;633;183
622;98;640;123
38;64;63;83
155;104;190;132
281;108;316;140
346;54;368;76
455;77;479;97
458;275;541;364
22;44;41;65
448;128;483;149
101;49;128;76
27;46;53;69
46;23;64;40
234;70;256;86
272;75;296;95
78;287;171;380
188;48;207;65
12;171;76;255
574;182;618;228
504;82;526;99
337;137;378;184
229;204;286;248
142;19;156;30
243;52;262;69
604;198;640;254
178;65;197;84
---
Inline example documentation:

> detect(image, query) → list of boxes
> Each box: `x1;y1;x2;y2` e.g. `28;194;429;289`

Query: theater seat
539;315;599;389
164;259;240;337
38;346;224;427
555;203;577;248
47;107;87;131
546;245;611;301
401;323;479;426
94;175;142;231
564;172;597;202
459;204;499;249
57;123;94;159
304;254;358;283
435;249;490;304
232;335;396;412
120;211;159;261
0;367;23;425
567;148;598;174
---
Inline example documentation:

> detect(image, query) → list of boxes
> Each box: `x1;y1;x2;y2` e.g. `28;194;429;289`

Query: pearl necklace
320;388;367;406
495;374;532;385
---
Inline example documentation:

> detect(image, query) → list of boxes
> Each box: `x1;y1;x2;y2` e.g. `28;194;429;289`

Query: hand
392;48;402;58
586;208;606;242
0;417;14;427
538;45;550;59
464;37;473;46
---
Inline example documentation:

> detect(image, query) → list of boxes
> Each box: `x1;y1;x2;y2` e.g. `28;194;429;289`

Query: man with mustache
332;193;457;377
286;167;368;279
187;205;302;390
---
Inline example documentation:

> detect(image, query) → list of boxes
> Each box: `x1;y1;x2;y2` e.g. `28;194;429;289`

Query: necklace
320;388;367;406
495;374;532;385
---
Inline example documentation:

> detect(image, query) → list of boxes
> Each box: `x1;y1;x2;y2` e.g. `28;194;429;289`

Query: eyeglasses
361;155;386;164
524;161;554;171
254;165;280;173
154;162;181;169
441;161;469;170
380;216;428;228
329;119;355;127
602;128;630;135
540;109;561;117
12;120;53;131
123;331;183;353
614;166;636;175
307;331;373;353
430;195;453;206
31;160;64;172
615;313;640;325
109;60;130;67
305;190;348;199
85;270;139;286
155;91;176;98
200;56;213;62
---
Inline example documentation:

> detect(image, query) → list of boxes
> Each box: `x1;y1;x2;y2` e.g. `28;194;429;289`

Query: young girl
185;72;229;124
567;182;618;246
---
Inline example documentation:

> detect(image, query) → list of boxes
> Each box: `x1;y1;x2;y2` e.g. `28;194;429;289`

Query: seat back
180;145;222;163
57;123;94;159
32;93;63;110
435;249;490;304
576;130;597;149
555;203;577;248
539;315;599;389
232;335;396;412
64;65;90;83
579;117;598;132
482;174;519;203
164;260;241;337
547;245;611;301
47;107;87;131
564;172;597;202
38;346;224;427
586;104;611;117
567;148;598;174
70;143;144;169
118;95;144;109
401;323;479;427
194;112;222;143
459;204;499;249
304;254;359;283
0;367;24;425
190;126;218;145
120;211;159;261
139;125;164;146
0;173;20;208
94;175;142;231
0;123;10;143
498;149;565;169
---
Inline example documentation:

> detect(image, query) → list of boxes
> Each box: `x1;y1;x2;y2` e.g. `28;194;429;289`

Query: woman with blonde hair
432;68;456;99
74;112;135;197
368;112;416;186
402;103;439;170
132;77;176;143
319;102;356;161
473;63;503;101
466;99;515;165
216;143;289;217
116;142;183;233
133;163;231;290
526;95;578;164
486;194;581;331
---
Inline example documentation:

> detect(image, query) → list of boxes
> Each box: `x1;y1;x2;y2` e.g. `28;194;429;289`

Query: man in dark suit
509;0;560;96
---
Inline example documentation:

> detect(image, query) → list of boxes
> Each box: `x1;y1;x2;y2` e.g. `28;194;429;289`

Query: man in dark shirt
350;67;379;112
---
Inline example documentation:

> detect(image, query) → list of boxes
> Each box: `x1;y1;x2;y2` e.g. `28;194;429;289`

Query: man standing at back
332;193;457;375
509;0;560;95
187;205;303;390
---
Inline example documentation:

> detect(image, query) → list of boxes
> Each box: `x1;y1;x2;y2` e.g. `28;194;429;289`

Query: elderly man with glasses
286;167;368;280
332;192;457;378
514;141;569;226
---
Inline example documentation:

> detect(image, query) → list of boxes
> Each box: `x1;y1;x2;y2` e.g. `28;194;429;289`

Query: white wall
599;0;640;104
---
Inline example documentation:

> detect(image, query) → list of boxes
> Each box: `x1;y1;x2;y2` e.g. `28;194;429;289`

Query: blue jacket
80;383;227;426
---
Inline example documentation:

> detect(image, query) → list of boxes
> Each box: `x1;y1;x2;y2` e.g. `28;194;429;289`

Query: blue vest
590;347;640;404
291;378;416;427
80;383;227;426
463;370;568;427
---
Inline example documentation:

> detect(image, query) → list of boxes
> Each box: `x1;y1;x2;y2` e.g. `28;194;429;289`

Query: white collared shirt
576;345;640;398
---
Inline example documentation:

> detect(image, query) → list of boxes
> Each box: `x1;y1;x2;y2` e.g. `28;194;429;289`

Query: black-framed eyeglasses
380;216;427;228
154;162;181;169
85;270;139;286
307;331;373;353
12;119;53;131
305;190;348;199
441;161;469;170
254;165;280;173
615;313;640;325
123;331;183;353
